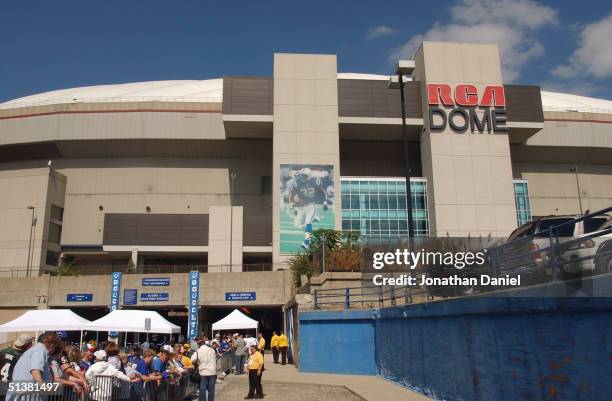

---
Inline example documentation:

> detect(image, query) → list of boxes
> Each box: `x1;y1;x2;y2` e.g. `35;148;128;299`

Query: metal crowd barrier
11;375;196;401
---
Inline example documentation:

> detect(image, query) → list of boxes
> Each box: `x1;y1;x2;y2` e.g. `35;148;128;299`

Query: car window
508;223;534;240
584;217;609;233
535;218;575;237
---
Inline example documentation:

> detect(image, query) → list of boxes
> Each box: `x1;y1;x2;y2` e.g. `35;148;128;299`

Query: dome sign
427;84;508;133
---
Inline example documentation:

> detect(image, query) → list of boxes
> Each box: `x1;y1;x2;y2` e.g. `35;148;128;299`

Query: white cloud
390;0;557;82
552;13;612;79
366;25;397;40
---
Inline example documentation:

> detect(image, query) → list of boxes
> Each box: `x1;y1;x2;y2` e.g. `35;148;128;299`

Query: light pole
26;206;35;277
388;60;416;250
569;166;583;214
229;171;237;272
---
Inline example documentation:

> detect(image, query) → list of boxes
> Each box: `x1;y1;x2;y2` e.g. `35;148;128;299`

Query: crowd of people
0;330;290;401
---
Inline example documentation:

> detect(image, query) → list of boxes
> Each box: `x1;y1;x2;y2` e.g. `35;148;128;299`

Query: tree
289;252;312;287
57;255;79;277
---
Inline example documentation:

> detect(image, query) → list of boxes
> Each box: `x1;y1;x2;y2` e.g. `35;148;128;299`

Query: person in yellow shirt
257;333;266;356
245;345;264;399
270;331;280;364
278;332;289;365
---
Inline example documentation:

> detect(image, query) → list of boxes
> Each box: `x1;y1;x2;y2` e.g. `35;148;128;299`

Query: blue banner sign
123;289;138;305
188;271;200;340
142;278;171;286
225;292;256;301
109;272;122;337
140;292;169;302
67;293;93;302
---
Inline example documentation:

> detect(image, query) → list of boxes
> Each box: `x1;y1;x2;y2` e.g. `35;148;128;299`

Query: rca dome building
0;42;611;333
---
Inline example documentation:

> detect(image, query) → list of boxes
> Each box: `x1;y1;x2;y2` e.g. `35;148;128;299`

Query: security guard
270;331;280;364
245;345;264;399
278;332;289;365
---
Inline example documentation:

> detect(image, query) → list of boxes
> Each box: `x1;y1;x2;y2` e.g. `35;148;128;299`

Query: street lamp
569;166;583;214
388;60;416;249
26;206;35;277
229;171;237;272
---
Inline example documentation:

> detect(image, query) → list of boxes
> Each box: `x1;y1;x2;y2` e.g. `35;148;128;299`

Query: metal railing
0;262;282;277
11;375;196;401
314;206;612;310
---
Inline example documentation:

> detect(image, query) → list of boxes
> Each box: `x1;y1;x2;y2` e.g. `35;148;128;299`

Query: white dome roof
0;79;224;109
2;74;611;114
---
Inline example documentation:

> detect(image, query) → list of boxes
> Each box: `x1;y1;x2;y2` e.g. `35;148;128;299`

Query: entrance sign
142;278;171;286
188;271;200;340
140;292;169;302
427;83;508;133
109;272;122;337
67;293;93;302
225;292;256;301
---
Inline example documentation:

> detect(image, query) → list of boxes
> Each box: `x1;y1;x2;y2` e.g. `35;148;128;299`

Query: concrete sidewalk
244;353;434;401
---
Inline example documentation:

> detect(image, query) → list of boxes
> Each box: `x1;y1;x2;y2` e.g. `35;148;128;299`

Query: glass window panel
379;195;388;209
398;195;407;209
388;195;398;209
342;194;350;209
370;195;379;209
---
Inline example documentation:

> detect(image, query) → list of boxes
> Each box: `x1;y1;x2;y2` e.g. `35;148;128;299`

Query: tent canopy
0;309;91;332
85;310;180;334
212;309;258;332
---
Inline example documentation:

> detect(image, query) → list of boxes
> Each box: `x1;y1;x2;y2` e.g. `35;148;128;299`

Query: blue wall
377;298;612;401
299;298;612;400
299;309;377;375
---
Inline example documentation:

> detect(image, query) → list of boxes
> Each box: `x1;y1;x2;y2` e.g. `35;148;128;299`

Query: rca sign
427;84;508;133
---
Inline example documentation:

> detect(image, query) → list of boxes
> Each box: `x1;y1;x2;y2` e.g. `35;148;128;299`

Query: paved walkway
214;353;433;401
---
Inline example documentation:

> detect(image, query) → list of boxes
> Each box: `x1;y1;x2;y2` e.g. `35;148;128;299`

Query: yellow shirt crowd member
181;354;192;368
278;334;288;347
248;350;264;371
270;334;279;348
258;336;266;351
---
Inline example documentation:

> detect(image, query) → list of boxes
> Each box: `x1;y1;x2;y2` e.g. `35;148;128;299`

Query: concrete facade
414;42;517;236
0;42;611;316
0;168;65;274
272;54;342;265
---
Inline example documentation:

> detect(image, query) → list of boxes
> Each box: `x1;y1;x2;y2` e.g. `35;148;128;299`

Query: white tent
212;309;258;333
84;310;180;334
0;309;91;332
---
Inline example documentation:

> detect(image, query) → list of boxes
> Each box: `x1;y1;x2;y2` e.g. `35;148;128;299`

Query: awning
84;310;180;334
0;309;91;332
212;309;258;332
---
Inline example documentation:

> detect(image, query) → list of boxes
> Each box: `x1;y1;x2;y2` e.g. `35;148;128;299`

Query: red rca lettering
427;84;506;107
426;83;508;133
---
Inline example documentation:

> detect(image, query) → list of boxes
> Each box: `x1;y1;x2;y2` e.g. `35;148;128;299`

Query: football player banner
280;164;335;254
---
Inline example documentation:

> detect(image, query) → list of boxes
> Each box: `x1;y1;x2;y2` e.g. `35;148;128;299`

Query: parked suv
500;214;610;277
557;217;612;275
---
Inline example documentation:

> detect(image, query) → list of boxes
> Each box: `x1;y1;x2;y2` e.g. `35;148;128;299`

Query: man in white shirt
245;334;258;351
191;337;217;401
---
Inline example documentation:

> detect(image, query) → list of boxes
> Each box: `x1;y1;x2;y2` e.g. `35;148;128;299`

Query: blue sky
1;0;612;102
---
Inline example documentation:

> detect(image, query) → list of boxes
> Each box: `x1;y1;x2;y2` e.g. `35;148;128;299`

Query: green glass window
341;177;429;239
513;180;532;226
